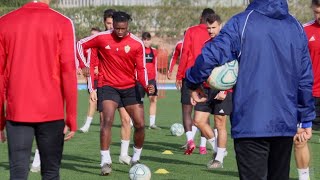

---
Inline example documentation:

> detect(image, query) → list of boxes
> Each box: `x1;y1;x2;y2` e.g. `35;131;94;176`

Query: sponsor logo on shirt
125;45;131;53
105;45;111;49
309;35;316;42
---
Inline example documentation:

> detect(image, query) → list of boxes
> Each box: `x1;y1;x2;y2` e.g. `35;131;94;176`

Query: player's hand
167;72;172;80
176;80;182;90
81;67;90;77
90;91;97;102
214;91;227;100
190;87;207;104
94;66;99;75
294;128;312;143
76;68;83;75
147;85;155;94
64;126;75;141
0;130;6;143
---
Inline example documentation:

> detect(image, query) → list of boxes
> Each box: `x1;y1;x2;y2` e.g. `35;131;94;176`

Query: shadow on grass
61;154;100;175
143;156;204;167
0;162;9;170
202;169;239;178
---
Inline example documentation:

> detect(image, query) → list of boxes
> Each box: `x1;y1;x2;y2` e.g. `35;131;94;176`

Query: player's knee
134;121;145;130
101;117;113;128
294;140;308;150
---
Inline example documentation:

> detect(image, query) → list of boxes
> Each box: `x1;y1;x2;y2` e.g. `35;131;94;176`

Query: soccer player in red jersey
167;39;183;80
0;0;77;179
137;32;161;129
176;8;215;155
294;1;320;179
77;11;154;175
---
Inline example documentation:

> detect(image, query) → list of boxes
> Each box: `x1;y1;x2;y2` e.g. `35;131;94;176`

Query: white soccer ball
170;123;184;136
207;60;239;90
129;164;151;180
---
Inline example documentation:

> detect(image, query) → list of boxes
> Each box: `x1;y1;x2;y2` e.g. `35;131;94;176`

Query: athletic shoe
212;150;228;159
207;159;223;169
30;165;40;173
199;146;207;155
184;140;195;155
119;155;131;165
79;125;89;133
101;163;112;176
148;124;161;130
130;160;141;167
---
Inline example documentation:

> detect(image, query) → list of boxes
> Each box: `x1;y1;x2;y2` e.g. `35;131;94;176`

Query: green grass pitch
0;90;319;179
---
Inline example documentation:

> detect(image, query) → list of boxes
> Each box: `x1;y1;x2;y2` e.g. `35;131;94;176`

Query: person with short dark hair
186;0;315;179
0;0;77;179
103;9;115;30
138;32;160;129
77;11;155;176
176;8;215;155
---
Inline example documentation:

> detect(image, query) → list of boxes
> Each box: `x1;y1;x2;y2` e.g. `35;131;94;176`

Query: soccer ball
207;60;238;90
170;123;184;136
129;163;151;180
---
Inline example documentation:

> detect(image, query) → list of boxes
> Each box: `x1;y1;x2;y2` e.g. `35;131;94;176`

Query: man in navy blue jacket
185;0;315;179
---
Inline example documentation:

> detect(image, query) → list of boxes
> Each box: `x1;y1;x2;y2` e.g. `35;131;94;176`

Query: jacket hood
246;0;288;19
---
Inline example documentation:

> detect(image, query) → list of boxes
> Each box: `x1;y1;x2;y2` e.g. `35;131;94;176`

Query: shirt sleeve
87;48;97;92
176;31;192;80
154;49;158;80
297;32;316;128
185;17;241;90
168;42;181;73
136;45;148;90
60;19;78;131
77;34;101;68
0;34;6;131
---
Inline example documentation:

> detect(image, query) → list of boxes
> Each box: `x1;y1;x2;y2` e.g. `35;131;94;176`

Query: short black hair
201;8;215;20
206;14;222;24
142;32;151;40
103;9;116;21
312;0;320;6
91;27;101;32
112;11;132;23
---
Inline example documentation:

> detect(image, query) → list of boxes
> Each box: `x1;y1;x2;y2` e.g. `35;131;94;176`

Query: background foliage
0;0;313;39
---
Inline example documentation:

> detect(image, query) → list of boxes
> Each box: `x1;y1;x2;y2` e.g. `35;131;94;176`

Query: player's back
0;2;76;122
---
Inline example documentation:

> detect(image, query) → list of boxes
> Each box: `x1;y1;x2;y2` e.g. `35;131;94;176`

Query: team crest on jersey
124;45;131;53
105;45;111;49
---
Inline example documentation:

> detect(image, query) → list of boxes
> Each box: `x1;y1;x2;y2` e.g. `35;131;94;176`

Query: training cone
155;169;169;174
162;150;173;155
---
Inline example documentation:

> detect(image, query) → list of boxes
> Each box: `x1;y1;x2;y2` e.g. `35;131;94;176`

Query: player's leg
294;139;310;180
212;115;228;167
122;86;145;164
148;80;160;129
80;80;98;133
118;107;132;165
193;111;215;153
98;86;120;175
6;121;35;179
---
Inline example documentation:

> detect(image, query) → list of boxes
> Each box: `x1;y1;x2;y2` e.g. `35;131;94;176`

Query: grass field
0;90;320;180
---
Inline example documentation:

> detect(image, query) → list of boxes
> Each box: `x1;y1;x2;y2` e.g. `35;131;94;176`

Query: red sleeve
154;49;158;80
168;42;181;73
136;44;148;90
177;30;192;80
60;20;78;131
87;48;96;92
76;34;101;68
0;34;6;130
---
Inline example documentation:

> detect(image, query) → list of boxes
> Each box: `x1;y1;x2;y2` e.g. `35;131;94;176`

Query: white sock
100;150;112;166
32;149;41;167
214;128;218;138
120;140;130;157
84;116;93;127
298;168;310;180
191;126;198;139
186;131;193;141
200;136;207;147
208;137;217;152
215;147;226;163
132;146;142;162
149;115;156;126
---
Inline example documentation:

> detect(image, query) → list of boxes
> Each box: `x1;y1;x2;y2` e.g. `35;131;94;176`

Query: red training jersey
168;40;183;73
0;2;78;131
145;47;157;81
176;24;210;80
77;30;148;92
304;20;320;97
